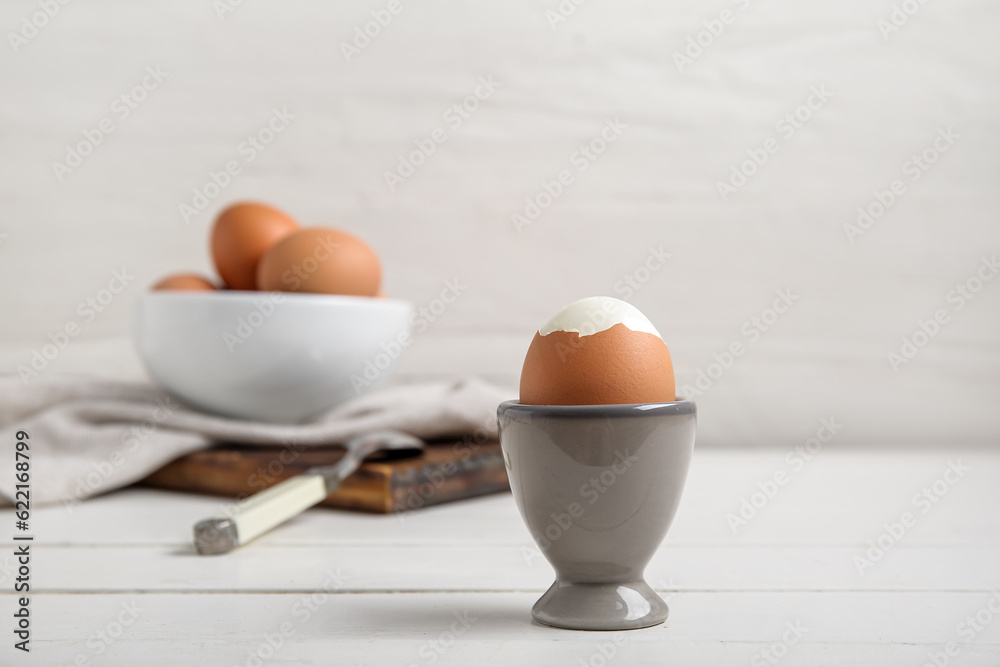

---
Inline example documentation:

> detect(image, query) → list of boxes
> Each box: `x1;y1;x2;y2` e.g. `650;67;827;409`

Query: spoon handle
193;473;328;555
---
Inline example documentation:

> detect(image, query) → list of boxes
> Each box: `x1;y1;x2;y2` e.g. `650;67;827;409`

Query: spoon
193;430;424;555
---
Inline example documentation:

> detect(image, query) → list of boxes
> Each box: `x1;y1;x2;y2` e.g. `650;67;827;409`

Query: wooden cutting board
141;439;509;513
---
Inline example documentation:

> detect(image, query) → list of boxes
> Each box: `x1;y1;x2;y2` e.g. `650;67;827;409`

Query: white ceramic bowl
134;291;413;423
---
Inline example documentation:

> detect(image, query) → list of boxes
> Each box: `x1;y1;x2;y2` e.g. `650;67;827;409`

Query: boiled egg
519;296;675;405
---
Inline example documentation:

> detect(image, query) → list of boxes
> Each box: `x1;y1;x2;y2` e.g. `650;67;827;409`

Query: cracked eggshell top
519;296;675;405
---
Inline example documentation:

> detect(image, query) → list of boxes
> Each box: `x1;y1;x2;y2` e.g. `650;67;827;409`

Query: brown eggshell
211;202;299;290
151;273;217;291
256;227;381;296
519;323;675;405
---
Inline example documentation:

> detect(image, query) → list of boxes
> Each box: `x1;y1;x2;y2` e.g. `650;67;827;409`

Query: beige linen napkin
0;375;511;507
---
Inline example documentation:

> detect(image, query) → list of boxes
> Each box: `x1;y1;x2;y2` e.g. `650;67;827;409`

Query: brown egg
211;202;298;290
151;273;218;291
519;297;675;405
256;227;381;296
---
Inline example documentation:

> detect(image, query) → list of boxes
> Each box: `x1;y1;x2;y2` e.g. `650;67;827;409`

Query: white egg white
538;296;662;339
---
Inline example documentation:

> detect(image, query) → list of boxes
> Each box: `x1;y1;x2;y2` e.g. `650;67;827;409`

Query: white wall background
1;0;998;447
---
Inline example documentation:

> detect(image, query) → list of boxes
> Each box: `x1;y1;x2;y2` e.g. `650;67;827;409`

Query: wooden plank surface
25;593;1000;667
140;440;509;513
32;448;1000;546
11;543;1000;594
2;447;998;665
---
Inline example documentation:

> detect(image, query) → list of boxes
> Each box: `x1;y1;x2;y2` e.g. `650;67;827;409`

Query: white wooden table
5;447;999;666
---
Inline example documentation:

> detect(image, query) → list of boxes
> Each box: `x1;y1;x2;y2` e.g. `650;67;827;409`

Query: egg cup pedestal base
498;400;696;632
532;579;668;631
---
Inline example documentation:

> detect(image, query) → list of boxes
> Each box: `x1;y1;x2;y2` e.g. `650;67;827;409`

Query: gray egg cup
497;399;696;631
